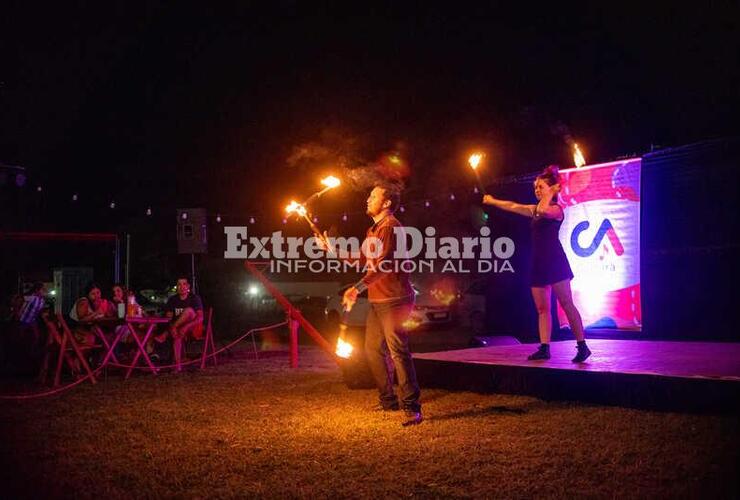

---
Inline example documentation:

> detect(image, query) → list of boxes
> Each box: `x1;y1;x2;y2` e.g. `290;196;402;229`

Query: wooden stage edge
412;339;740;413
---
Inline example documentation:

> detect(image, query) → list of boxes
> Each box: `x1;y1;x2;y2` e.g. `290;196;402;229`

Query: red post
289;315;299;369
245;261;338;360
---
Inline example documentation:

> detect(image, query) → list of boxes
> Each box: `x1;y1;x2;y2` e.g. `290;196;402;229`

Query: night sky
2;2;739;230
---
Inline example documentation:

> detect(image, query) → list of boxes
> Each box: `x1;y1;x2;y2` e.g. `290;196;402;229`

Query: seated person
70;283;109;347
107;283;127;318
4;283;47;372
16;282;46;340
152;277;203;370
106;283;136;353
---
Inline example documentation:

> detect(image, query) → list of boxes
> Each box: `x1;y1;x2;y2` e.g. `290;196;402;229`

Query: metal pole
125;233;131;288
191;253;196;294
114;235;121;283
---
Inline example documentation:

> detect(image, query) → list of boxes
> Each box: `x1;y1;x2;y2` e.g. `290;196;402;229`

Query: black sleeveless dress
529;209;574;287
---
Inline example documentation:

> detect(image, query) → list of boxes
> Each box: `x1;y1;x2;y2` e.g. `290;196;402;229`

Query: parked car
325;284;453;330
455;279;487;335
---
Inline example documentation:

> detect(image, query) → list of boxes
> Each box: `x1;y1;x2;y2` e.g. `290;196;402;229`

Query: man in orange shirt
340;184;422;426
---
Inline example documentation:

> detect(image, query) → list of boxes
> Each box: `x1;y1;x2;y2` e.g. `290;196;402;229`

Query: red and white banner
557;159;642;330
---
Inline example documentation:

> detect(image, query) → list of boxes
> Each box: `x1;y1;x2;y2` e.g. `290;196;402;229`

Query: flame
335;337;354;359
468;153;483;170
573;143;586;168
320;176;341;188
285;200;307;217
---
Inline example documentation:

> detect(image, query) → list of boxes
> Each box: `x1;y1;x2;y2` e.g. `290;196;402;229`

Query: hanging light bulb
110;201;116;209
399;205;406;213
146;207;152;216
181;212;188;220
216;214;221;223
449;193;456;201
342;213;348;222
424;200;430;208
72;193;78;201
249;216;255;224
313;216;319;223
473;186;479;194
282;217;288;224
36;186;42;192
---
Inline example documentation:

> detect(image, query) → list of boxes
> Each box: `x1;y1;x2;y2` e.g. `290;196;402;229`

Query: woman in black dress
483;166;590;362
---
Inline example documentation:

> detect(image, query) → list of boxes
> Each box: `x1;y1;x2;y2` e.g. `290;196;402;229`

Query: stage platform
413;339;740;412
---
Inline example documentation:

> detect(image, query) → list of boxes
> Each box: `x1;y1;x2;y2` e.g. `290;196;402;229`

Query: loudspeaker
177;208;208;254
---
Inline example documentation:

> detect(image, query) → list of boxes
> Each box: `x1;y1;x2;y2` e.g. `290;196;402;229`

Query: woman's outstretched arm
482;194;535;218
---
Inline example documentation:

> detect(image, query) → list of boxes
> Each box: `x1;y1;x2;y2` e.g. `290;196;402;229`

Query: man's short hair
376;183;402;213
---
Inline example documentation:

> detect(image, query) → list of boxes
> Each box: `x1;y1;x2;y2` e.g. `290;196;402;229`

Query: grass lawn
0;345;737;499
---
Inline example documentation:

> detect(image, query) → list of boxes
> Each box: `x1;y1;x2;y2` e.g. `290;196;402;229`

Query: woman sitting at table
69;283;109;347
104;283;137;354
106;283;127;318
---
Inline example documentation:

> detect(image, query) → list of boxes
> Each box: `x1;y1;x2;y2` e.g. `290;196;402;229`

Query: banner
557;159;641;330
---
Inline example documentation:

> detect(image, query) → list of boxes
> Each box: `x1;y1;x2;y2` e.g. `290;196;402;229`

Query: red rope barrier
0;321;288;400
108;321;287;371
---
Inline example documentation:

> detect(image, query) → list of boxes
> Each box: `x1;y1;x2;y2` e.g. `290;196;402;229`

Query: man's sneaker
527;344;551;360
572;344;592;363
402;410;423;427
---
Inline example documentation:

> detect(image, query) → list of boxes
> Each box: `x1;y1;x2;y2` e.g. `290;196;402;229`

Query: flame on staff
335;337;354;359
314;175;341;198
303;175;342;206
285;199;333;254
573;143;586;168
285;200;307;217
467;152;486;194
320;175;341;188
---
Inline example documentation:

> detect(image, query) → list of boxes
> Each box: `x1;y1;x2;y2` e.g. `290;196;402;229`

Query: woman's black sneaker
527;344;551;360
572;344;592;363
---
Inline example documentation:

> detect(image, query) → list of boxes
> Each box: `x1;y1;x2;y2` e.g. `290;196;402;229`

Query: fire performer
483;165;591;362
321;183;423;426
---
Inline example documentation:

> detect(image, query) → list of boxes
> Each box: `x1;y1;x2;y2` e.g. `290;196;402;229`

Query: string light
19;168;551;224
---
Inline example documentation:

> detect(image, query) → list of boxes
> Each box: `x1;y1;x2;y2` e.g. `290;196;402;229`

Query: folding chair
38;313;99;386
183;307;218;369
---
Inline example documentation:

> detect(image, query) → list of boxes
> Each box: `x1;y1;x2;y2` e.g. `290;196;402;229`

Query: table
93;316;171;378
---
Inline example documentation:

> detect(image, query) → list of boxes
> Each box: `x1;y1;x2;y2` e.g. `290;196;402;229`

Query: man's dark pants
364;298;421;412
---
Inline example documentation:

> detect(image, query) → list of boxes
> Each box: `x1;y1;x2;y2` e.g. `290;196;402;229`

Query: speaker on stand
176;208;207;293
